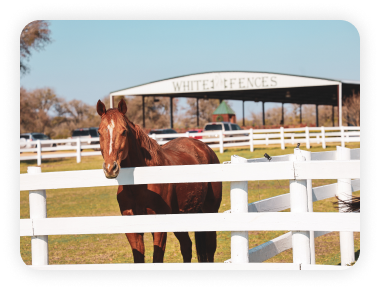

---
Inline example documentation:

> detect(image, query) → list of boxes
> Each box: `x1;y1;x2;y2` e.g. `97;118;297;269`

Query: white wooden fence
20;146;360;270
20;126;360;164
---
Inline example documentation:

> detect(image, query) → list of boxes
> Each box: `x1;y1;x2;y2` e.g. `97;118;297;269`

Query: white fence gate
20;146;360;270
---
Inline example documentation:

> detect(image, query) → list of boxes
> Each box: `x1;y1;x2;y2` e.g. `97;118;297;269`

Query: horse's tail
195;231;208;262
335;196;360;212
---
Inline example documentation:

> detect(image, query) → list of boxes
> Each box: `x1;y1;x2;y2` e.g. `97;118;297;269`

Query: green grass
20;142;360;265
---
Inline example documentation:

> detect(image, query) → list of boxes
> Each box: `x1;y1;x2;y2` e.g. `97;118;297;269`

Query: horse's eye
122;130;127;136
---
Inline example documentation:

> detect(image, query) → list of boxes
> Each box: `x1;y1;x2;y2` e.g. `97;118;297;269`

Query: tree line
19;88;222;138
20;86;360;139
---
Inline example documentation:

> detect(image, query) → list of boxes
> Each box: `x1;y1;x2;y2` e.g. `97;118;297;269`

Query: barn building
109;71;360;128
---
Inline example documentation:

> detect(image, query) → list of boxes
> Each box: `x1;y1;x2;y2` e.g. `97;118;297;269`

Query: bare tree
101;95;179;129
343;92;360;126
20;20;51;75
180;98;221;129
20;87;59;135
20;87;37;132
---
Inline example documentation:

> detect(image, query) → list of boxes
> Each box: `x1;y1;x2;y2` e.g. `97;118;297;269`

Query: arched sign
110;71;340;97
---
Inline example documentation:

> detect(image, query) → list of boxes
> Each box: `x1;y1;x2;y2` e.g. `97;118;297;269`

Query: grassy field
20;142;360;265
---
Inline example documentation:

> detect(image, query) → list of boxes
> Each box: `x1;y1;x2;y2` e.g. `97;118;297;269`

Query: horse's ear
97;100;106;117
118;98;128;115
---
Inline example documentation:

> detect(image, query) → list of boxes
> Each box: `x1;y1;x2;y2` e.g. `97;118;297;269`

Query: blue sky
20;20;359;120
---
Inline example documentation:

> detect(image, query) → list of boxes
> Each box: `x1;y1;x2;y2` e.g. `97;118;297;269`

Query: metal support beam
338;84;342;127
332;105;335;127
196;98;199;127
300;104;302;124
262;102;265;126
281;103;284;125
170;97;174;129
242;100;245;126
316;105;319;127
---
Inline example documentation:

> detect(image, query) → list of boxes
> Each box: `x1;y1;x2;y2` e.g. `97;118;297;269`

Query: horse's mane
122;114;162;165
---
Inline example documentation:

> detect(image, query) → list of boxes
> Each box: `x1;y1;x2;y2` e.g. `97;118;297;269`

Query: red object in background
186;129;203;139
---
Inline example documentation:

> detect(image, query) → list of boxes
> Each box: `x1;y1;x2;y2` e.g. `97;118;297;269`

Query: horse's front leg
151;232;167;263
125;233;145;263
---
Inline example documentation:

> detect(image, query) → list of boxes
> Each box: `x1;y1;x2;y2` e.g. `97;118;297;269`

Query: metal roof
110;71;360;106
213;101;235;115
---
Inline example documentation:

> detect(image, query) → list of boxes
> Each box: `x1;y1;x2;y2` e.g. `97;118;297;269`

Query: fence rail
20;146;360;269
20;126;360;164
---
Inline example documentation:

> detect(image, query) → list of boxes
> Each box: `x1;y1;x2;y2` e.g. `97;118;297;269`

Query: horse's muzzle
103;161;120;179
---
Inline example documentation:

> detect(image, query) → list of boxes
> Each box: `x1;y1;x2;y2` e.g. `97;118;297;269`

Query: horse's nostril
112;162;118;171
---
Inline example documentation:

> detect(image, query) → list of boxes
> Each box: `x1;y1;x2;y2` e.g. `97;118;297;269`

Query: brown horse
96;99;222;263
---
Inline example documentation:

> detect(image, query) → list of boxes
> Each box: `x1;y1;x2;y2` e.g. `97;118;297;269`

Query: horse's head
97;99;129;179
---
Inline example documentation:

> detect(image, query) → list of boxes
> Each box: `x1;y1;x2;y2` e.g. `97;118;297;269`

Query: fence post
321;126;326;149
76;138;81;163
289;148;311;265
28;166;48;266
36;139;42;166
219;131;224;153
340;127;345;148
249;128;254;152
230;155;249;263
300;149;315;264
336;146;355;266
265;135;269;146
280;127;285;150
291;134;295;145
305;127;310;149
186;131;190;138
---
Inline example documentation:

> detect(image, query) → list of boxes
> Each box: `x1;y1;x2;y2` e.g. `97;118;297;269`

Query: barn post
36;139;41;166
316;105;319;127
336;146;355;266
196;98;199;128
170;97;174;129
242;100;245;126
230;155;249;263
262;102;265;126
289;149;311;265
28;166;49;266
300;104;302;124
338;83;343;127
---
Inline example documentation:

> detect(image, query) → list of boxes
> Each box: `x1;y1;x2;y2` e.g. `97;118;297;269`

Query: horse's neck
122;123;164;168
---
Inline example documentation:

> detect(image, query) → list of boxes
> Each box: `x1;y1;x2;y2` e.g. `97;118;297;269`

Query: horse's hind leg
205;231;217;262
174;232;192;262
125;233;145;263
152;232;167;263
194;231;217;262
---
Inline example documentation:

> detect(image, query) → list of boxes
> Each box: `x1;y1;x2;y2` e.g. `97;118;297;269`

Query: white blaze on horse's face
108;119;115;155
